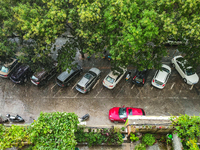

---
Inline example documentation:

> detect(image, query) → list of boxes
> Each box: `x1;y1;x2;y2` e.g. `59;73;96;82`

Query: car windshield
161;67;170;73
1;66;9;73
106;76;114;83
186;68;195;76
155;79;163;85
84;73;93;80
119;108;127;119
135;77;142;82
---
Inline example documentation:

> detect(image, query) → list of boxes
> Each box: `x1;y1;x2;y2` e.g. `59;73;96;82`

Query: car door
176;62;185;78
115;74;122;85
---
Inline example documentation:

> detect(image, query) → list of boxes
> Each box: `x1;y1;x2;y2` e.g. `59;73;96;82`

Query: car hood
109;107;120;120
89;68;101;76
187;73;199;84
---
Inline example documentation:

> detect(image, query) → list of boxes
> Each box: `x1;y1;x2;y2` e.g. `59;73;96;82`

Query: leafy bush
130;133;139;142
75;127;123;147
171;114;200;150
135;143;146;150
28;112;79;150
142;133;155;146
0;124;30;149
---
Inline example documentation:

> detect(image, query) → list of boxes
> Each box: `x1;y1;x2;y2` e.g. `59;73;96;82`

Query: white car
152;64;171;89
172;56;199;85
103;67;127;89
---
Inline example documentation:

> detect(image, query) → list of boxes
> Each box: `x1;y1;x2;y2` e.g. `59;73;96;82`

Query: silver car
76;68;101;93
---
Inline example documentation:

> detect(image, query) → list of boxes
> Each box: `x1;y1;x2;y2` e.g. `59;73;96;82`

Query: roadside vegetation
1;0;200;72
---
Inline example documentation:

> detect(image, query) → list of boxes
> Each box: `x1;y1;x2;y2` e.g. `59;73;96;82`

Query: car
10;64;33;84
30;62;58;86
103;67;127;89
151;64;171;89
56;65;82;87
109;106;145;123
172;55;199;85
132;69;149;86
76;68;101;93
0;58;20;78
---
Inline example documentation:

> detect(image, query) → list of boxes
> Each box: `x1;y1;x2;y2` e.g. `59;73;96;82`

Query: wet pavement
0;47;200;127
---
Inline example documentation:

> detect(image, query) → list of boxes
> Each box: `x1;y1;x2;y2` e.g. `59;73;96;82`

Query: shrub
130;133;139;142
135;143;146;150
142;133;156;146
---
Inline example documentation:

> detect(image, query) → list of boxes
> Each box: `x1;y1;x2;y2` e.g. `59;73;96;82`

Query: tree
1;0;200;72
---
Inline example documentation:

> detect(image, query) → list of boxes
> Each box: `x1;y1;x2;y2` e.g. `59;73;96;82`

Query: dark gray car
56;65;82;87
76;68;101;93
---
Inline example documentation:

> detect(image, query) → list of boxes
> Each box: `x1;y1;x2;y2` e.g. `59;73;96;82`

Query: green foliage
0;124;31;149
130;133;139;142
142;133;156;146
135;143;146;150
28;112;79;150
75;127;123;147
121;127;125;131
171;114;200;150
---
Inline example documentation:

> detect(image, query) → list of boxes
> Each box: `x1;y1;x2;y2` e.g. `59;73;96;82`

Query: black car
10;64;33;84
132;69;149;86
30;62;58;86
56;65;82;87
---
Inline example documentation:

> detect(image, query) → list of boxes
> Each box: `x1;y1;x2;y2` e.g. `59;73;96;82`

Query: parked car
103;67;127;89
109;106;145;123
30;62;58;86
56;65;82;87
76;67;101;93
0;58;20;78
10;64;33;84
151;64;171;89
132;69;149;86
172;55;199;85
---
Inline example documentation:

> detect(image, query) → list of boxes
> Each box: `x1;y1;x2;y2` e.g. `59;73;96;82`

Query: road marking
131;84;135;89
51;84;57;90
170;83;175;89
151;86;153;90
42;96;196;99
116;84;126;97
92;79;100;89
94;88;103;98
73;92;79;98
72;80;80;90
190;84;194;90
53;88;62;97
11;84;15;89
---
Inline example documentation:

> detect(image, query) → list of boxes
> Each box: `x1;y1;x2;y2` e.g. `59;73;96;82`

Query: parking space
0;47;200;126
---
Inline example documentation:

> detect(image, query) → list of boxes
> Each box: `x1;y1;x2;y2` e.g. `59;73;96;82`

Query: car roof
57;69;75;82
108;71;121;79
4;58;17;68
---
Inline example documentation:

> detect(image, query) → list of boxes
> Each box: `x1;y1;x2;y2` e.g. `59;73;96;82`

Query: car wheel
184;78;187;83
87;88;91;92
67;82;70;86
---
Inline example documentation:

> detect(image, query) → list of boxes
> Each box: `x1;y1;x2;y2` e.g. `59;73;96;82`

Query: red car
109;106;145;123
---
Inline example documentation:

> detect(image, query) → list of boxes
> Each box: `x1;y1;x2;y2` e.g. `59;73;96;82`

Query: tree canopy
0;0;200;71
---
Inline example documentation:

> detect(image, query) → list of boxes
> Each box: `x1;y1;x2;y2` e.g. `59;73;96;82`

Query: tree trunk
80;50;85;58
